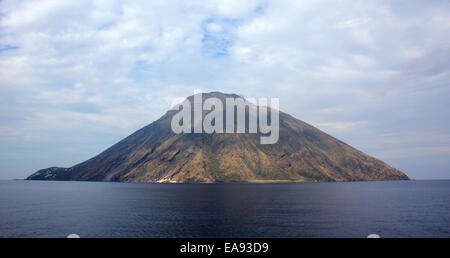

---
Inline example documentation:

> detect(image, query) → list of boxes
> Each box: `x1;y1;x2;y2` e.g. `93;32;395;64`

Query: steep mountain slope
27;92;408;183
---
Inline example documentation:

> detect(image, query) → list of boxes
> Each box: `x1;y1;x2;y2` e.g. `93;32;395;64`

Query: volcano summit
27;92;408;183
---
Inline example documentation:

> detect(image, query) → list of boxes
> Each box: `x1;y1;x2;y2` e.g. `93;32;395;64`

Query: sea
0;179;449;238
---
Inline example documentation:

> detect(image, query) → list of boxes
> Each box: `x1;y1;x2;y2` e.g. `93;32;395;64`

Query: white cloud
312;121;373;133
376;146;450;160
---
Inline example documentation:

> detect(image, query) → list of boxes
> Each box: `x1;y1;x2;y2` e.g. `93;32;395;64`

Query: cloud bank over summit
0;0;449;179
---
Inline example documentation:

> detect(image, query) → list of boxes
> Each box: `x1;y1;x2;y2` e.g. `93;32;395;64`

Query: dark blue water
0;180;449;238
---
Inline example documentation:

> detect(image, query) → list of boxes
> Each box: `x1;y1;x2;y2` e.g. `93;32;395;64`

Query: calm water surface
0;180;449;238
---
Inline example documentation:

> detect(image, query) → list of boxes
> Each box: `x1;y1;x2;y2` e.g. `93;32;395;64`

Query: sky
0;0;449;180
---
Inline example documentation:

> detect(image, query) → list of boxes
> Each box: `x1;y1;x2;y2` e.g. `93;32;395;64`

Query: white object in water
67;234;80;238
367;234;381;238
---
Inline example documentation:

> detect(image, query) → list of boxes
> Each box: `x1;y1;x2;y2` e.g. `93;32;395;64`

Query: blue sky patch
201;18;238;58
0;44;19;52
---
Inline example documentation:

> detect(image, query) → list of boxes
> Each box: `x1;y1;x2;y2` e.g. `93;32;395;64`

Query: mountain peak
185;91;243;102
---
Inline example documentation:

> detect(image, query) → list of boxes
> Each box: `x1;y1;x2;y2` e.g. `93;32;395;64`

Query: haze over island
0;0;449;180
